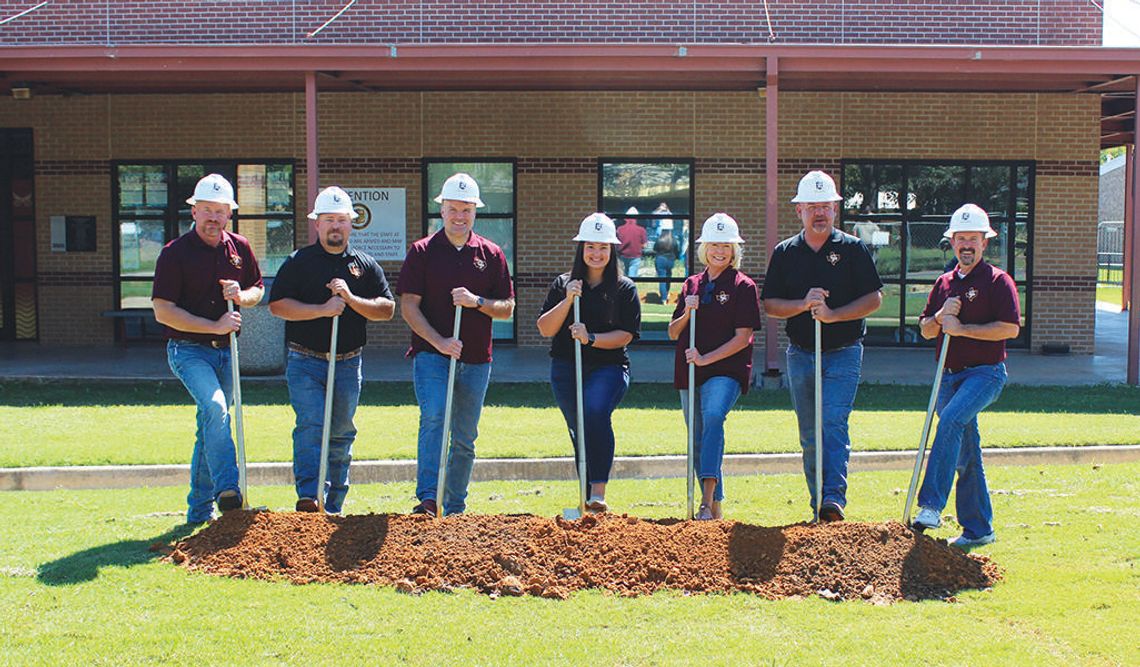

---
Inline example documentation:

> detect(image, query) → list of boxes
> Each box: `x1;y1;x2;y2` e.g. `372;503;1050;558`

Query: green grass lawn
1;381;1138;468
1;463;1136;664
1097;284;1123;308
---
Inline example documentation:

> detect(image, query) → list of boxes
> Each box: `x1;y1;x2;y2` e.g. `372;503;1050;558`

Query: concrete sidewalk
0;303;1129;385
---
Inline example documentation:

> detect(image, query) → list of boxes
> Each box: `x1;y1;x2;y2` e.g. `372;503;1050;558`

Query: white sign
344;188;406;261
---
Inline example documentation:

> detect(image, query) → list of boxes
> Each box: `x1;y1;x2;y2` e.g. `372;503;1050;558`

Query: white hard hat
944;203;997;239
434;172;485;208
572;213;620;244
625;206;639;216
308;186;359;220
696;213;745;244
186;173;238;209
791;170;842;204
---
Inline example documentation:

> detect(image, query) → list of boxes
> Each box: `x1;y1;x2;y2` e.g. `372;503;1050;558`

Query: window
114;161;295;310
841;160;1032;348
599;159;694;342
422;159;517;341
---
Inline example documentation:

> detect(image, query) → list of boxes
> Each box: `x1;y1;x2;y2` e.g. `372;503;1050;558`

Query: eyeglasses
700;281;716;304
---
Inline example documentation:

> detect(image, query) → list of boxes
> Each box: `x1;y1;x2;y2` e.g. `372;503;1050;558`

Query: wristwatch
586;333;596;347
476;296;485;308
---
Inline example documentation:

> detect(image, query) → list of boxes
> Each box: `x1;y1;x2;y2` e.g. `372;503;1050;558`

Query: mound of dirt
166;512;1000;602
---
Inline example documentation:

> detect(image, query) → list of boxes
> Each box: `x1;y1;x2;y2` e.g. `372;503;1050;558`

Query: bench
101;309;161;344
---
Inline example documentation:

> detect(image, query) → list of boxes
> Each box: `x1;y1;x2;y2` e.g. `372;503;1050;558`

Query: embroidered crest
826;251;840;266
716;291;729;305
965;287;979;302
473;257;487;272
348;261;362;279
229;253;243;269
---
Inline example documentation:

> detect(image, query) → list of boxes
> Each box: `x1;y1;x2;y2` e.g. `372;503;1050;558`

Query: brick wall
0;89;1099;352
0;1;1100;46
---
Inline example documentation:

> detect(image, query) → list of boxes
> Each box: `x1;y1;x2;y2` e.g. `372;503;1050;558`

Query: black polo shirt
152;229;263;345
541;273;641;371
269;244;392;354
761;228;883;351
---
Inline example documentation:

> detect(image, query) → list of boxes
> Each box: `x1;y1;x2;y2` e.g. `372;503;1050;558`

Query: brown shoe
295;498;319;513
411;499;438;516
216;490;242;513
819;502;845;523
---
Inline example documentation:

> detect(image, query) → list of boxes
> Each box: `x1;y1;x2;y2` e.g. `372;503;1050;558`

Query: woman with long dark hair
668;213;762;520
537;213;641;512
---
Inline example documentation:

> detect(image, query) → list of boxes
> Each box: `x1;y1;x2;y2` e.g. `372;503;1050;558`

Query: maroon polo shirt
671;268;763;394
921;261;1020;371
397;230;514;364
616;221;647;259
151;228;263;345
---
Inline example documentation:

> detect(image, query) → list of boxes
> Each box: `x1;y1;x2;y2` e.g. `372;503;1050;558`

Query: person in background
616;206;647;278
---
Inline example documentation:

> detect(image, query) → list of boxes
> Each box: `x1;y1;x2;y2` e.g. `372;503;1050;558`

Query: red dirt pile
166;512;1001;602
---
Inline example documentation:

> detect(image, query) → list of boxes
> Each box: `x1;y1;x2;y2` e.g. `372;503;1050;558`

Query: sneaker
819;502;845;523
949;532;996;552
295;498;319;513
585;495;608;513
912;506;942;530
411;499;438;516
216;490;242;513
695;504;714;521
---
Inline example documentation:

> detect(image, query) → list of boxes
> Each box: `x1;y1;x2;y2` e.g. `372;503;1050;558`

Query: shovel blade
561;508;582;520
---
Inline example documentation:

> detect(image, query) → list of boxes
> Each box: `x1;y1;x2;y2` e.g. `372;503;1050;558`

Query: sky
1102;0;1140;46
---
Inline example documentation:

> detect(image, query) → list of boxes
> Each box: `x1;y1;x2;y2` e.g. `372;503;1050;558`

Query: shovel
434;305;463;519
316;315;340;514
226;299;249;510
685;308;697;520
902;334;952;528
562;296;588;521
813;317;822;522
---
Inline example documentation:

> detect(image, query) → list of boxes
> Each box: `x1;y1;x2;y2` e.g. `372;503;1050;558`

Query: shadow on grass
36;522;200;586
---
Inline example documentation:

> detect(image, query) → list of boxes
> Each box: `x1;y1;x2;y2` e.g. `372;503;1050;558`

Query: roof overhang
1;43;1136;144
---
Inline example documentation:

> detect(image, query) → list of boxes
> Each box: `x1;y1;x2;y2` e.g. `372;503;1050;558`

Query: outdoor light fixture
10;86;31;100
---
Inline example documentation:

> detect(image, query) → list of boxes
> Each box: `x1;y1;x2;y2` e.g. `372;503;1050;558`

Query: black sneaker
216;490;243;513
295;498;319;513
819;502;845;523
411;499;438;516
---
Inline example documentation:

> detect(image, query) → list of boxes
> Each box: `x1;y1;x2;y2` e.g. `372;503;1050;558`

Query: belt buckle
211;339;225;349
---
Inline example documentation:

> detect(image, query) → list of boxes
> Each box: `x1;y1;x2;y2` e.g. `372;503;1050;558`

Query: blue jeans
655;254;675;300
918;362;1007;539
620;256;642;279
166;340;240;523
413;352;491;515
286;350;363;513
786;342;863;516
550;359;630;490
679;376;742;502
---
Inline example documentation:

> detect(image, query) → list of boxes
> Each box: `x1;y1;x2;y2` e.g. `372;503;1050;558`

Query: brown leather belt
172;338;229;349
288;342;362;361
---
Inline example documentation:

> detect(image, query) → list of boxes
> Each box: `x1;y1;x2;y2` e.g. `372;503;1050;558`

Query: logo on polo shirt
473;257;487;271
965;287;979;302
716;291;729;305
229;253;243;269
348;261;362;279
826;251;840;266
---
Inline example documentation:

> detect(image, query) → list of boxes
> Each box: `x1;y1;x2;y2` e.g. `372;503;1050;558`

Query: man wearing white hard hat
615;206;647;278
398;173;515;516
269;186;395;514
762;170;883;523
911;203;1020;551
668;213;762;520
152;173;264;523
538;213;641;512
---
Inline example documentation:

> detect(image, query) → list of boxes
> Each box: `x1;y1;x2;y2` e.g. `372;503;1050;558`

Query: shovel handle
814;317;822;522
686;308;696;520
316;315;340;513
903;334;951;525
227;299;248;510
435;305;463;518
573;296;587;515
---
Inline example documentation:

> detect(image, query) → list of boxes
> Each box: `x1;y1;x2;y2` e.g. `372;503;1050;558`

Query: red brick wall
0;89;1099;352
0;1;1100;46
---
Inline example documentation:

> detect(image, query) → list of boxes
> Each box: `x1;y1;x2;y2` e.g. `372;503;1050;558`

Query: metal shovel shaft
227;300;248;509
573;297;587;516
686;309;696;520
903;334;951;525
814;317;822;521
316;315;340;514
435;305;463;519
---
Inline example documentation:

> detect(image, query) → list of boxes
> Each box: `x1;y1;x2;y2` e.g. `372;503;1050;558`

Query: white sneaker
912;506;942;530
585;495;608;513
950;532;996;551
695;504;714;521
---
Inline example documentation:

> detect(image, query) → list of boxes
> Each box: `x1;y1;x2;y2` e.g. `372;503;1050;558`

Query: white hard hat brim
307;210;360;220
435;194;486;208
186;196;239;210
696;234;745;244
790;193;842;203
944;228;998;239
